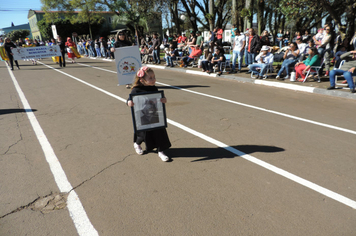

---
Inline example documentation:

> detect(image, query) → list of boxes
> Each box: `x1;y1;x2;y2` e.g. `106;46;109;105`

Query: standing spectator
284;31;290;46
244;29;250;67
260;30;271;46
181;33;187;44
228;29;245;73
276;42;300;80
216;27;223;46
4;37;20;70
320;26;333;76
231;24;237;42
276;30;284;48
57;36;66;67
151;33;161;64
196;31;203;48
100;37;108;58
172;34;178;49
94;39;101;57
246;28;261;73
209;30;216;52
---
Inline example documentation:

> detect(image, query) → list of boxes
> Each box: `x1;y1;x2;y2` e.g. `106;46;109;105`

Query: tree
6;29;30;41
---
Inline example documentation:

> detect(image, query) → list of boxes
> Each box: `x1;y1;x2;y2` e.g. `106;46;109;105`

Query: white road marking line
6;64;99;236
77;62;356;136
40;62;356;210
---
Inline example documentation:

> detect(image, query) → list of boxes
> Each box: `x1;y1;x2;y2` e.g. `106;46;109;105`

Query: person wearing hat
248;45;274;79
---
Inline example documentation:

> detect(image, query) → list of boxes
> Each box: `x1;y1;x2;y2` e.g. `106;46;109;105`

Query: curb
86;56;356;101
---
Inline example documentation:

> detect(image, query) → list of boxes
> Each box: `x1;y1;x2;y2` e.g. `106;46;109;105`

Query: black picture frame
129;91;167;132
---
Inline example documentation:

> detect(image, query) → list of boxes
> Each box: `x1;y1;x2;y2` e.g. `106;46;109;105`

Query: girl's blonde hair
132;67;154;89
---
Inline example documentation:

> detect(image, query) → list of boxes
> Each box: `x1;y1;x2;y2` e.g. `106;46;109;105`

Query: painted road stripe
77;62;356;136
6;64;99;236
40;62;356;210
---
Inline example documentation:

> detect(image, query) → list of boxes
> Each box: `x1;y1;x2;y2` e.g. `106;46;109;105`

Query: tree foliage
5;29;31;41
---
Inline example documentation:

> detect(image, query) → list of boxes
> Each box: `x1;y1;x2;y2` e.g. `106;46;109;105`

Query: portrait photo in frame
129;91;167;132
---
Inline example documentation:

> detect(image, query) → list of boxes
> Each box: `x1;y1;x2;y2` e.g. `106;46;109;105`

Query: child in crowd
141;45;150;64
313;28;324;48
127;66;171;162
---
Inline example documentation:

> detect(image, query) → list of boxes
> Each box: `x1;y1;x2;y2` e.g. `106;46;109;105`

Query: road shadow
0;109;37;115
156;85;210;89
165;145;285;162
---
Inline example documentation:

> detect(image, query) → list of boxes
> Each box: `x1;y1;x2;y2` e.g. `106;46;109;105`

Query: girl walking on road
127;66;171;162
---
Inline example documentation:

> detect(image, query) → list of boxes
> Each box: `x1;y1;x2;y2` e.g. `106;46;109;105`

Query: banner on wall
114;46;142;86
12;45;61;60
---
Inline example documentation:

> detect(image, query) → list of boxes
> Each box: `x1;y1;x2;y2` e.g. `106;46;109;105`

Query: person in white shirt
228;29;246;73
248;45;274;79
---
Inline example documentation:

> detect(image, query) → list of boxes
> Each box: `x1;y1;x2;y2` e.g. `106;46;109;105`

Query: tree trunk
257;0;265;35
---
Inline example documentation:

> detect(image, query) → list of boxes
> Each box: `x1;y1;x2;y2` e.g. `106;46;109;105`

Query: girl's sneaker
133;143;143;155
158;152;169;162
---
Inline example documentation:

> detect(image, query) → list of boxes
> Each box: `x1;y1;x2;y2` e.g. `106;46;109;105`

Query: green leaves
5;30;31;41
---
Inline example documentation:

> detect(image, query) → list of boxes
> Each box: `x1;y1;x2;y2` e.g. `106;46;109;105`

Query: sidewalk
88;56;356;101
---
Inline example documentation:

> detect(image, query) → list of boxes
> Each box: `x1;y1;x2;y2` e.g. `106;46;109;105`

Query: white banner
114;46;142;86
12;45;61;60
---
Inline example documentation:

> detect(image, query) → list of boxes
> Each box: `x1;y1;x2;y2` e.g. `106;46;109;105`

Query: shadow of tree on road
165;145;285;162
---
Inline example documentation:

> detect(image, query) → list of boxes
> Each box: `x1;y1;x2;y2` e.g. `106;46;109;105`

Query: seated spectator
248;45;274;79
299;40;314;61
165;46;178;67
296;38;307;58
201;49;213;72
182;45;202;67
276;42;300;80
334;45;347;68
327;50;356;93
207;47;226;75
294;47;321;82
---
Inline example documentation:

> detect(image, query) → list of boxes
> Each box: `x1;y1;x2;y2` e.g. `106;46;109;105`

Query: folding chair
303;59;324;83
221;54;232;72
174;51;184;66
335;60;347;87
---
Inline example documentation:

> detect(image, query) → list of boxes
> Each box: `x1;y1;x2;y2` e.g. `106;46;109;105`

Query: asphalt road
1;58;355;236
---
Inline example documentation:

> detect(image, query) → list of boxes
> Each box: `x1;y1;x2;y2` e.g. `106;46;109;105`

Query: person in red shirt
181;34;187;44
177;33;182;44
216;27;223;46
182;45;202;67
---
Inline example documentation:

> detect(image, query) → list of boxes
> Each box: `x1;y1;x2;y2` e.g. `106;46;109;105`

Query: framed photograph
129;91;167;132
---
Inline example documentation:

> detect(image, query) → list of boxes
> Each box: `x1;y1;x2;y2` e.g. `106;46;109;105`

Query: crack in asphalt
0;154;132;219
1;112;23;156
69;154;132;193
